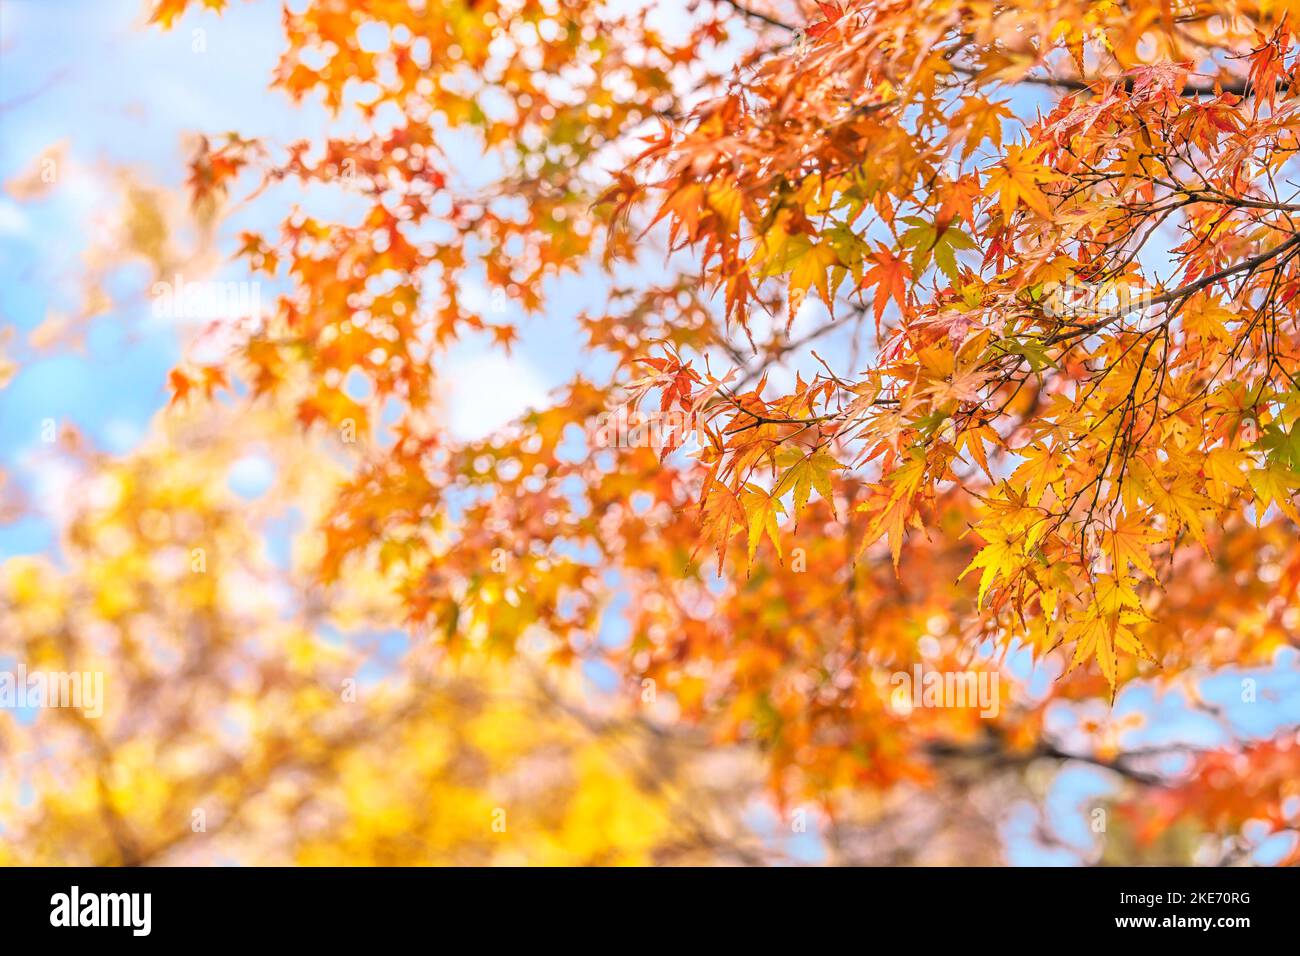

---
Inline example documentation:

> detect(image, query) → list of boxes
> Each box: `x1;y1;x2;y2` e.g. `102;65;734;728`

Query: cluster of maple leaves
141;0;1300;856
632;1;1300;700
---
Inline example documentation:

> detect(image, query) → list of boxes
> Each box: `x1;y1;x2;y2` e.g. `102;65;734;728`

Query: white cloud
0;199;29;237
444;349;549;441
19;447;81;525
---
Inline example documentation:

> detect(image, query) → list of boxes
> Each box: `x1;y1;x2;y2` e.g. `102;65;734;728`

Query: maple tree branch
926;739;1180;788
1046;233;1300;346
951;60;1268;98
699;307;870;415
714;0;797;33
1013;71;1256;98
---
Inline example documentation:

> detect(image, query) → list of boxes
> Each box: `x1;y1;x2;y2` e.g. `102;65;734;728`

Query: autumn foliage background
1;0;1299;865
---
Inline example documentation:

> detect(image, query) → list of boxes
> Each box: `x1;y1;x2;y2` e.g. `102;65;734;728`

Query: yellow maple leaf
1182;295;1236;343
743;487;786;566
1106;513;1162;579
786;241;841;329
1205;446;1249;502
775;449;845;521
984;143;1058;219
1010;443;1065;508
960;533;1020;608
1247;462;1300;524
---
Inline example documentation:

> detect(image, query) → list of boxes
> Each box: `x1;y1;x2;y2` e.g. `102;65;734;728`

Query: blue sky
1;0;582;549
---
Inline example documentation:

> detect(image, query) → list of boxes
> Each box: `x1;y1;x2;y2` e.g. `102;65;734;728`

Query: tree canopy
3;0;1300;864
